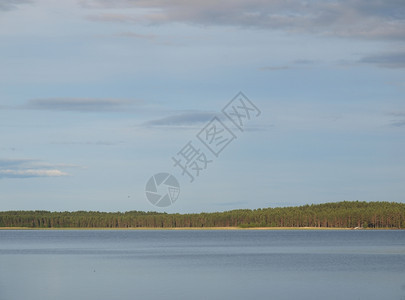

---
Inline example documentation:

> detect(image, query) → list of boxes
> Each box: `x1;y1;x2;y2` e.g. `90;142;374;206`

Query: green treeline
0;201;404;229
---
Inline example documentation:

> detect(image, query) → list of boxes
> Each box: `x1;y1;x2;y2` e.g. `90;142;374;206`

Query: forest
0;201;404;229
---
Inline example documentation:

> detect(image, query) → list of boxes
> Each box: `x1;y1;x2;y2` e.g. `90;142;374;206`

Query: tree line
0;201;404;229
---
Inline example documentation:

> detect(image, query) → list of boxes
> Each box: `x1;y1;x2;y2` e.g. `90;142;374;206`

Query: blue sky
0;0;404;212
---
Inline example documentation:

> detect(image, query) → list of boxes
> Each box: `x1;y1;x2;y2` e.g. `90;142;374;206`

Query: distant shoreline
0;226;401;231
2;202;404;229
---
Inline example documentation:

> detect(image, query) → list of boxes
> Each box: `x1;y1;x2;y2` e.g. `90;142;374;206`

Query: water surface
0;230;404;300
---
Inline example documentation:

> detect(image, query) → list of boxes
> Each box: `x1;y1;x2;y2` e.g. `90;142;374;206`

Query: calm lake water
0;230;404;300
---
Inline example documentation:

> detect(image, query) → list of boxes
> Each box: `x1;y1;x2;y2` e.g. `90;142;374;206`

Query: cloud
359;52;405;68
387;112;405;127
389;112;405;117
0;158;76;179
141;111;270;132
51;140;123;146
391;120;405;127
82;0;405;40
142;111;216;127
0;158;35;168
0;169;68;178
23;98;142;112
0;0;31;11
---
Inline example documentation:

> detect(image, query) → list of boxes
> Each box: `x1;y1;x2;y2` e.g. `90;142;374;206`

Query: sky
0;0;404;213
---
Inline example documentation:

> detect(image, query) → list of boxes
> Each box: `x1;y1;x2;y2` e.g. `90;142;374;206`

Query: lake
0;230;404;300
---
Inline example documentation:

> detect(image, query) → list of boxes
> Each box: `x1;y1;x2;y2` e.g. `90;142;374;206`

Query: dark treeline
0;201;404;229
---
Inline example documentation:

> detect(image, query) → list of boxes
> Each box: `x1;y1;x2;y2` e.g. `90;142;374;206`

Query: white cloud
82;0;405;41
0;169;68;178
23;98;143;112
0;158;77;179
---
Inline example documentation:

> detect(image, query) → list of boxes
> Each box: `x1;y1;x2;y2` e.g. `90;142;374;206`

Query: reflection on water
0;230;404;300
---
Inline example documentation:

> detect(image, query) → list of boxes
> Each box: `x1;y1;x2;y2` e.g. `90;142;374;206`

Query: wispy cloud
0;169;68;178
82;0;405;41
0;158;77;179
141;110;270;132
389;112;405;117
22;98;142;112
51;140;123;146
142;111;216;127
0;158;35;168
387;112;405;127
391;120;405;127
359;52;405;68
0;0;31;11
